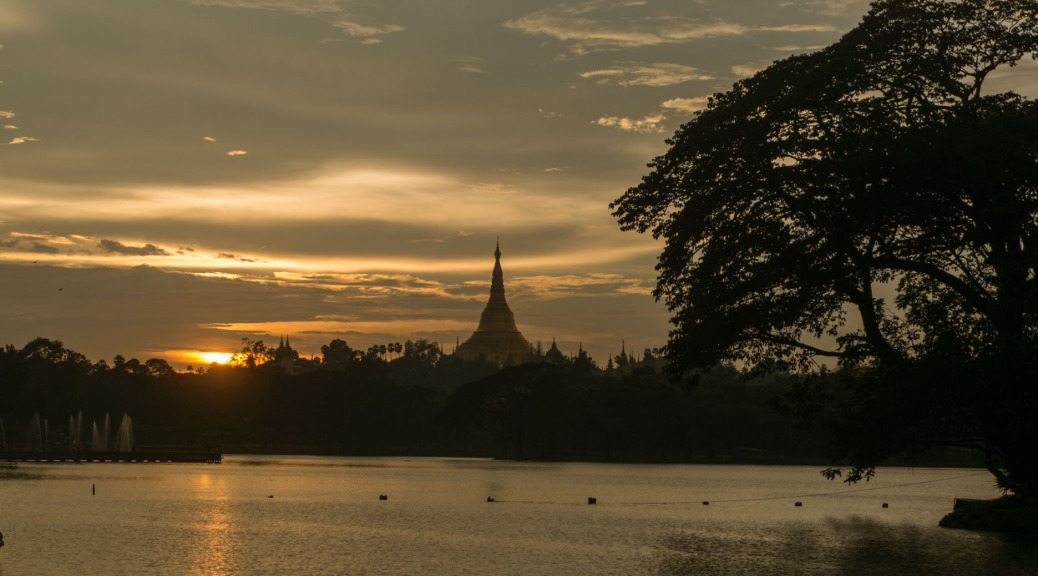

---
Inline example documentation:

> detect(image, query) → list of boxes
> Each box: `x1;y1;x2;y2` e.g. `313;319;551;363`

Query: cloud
771;44;827;53
0;167;614;246
805;0;872;16
216;252;262;263
510;273;652;299
452;56;487;74
0;111;14;119
581;63;712;87
269;272;471;300
202;136;216;142
593;114;666;133
4;125;16;130
227;150;248;156
189;0;404;42
505;1;836;54
331;18;404;40
98;239;171;256
204;317;474;338
10;232;79;245
187;0;341;15
27;242;60;254
0;236;63;255
538;108;563;119
8;136;38;145
470;182;518;194
661;96;711;114
192;271;242;280
732;61;772;77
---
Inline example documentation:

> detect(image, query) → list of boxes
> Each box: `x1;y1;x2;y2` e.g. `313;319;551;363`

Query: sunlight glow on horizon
196;352;233;365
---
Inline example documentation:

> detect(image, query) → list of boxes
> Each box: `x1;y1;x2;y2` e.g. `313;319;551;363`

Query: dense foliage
611;0;1038;493
0;337;835;464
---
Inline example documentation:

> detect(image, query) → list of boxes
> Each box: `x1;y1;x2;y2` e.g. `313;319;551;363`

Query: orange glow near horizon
197;352;233;365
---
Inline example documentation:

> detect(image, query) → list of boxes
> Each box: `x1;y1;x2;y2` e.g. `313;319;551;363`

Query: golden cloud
593;114;666;133
581;63;713;87
661;96;711;114
505;3;837;53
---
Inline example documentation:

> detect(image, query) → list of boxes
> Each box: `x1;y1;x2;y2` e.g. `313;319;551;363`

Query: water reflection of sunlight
189;474;237;576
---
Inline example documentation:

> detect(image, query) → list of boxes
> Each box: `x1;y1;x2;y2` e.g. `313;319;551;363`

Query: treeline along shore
0;336;977;466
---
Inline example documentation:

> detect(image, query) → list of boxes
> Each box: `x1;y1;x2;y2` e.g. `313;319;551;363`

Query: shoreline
940;496;1038;535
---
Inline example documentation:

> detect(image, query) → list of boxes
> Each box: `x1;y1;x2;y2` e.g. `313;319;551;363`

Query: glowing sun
197;352;233;364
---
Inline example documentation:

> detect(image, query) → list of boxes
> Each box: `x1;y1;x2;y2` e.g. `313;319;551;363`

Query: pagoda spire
479;239;511;330
454;239;533;363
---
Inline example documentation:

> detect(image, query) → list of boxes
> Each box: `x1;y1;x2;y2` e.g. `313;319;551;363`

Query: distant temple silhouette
454;241;534;364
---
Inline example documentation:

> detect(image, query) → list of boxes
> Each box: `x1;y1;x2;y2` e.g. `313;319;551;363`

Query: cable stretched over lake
490;471;991;506
685;471;991;505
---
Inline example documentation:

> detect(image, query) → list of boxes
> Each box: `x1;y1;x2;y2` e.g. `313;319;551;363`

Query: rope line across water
489;471;990;506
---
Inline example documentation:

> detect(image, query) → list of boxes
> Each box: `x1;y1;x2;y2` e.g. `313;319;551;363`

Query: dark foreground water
0;456;1034;575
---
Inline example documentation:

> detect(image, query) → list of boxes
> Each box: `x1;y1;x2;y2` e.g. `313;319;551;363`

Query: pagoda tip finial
495;237;501;259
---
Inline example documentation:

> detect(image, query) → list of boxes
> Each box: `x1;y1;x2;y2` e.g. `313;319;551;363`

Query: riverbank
940;496;1038;534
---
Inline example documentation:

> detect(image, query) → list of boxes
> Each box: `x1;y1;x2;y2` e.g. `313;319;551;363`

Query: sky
2;0;1034;369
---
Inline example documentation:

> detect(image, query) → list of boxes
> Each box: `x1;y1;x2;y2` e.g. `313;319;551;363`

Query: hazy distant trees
441;360;822;462
0;335;838;464
612;0;1038;494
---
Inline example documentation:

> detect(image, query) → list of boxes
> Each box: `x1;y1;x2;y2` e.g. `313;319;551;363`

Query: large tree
611;0;1038;494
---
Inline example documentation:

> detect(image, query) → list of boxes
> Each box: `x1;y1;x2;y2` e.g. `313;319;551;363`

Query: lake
0;456;1034;575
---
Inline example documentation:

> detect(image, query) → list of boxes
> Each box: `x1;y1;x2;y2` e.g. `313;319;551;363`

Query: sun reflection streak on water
188;474;238;576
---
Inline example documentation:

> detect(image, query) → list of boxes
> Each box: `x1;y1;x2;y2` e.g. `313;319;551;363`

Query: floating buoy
268;495;274;499
882;502;889;508
588;497;597;505
486;496;495;503
794;501;803;507
702;501;709;506
92;483;95;496
379;494;388;501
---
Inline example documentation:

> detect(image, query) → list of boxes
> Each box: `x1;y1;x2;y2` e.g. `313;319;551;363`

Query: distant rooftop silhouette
454;241;533;364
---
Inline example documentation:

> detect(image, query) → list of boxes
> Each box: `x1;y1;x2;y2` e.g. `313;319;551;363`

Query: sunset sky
2;0;1035;368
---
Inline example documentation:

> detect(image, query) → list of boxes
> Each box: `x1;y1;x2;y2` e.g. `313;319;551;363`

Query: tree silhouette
321;339;360;370
612;0;1038;494
145;358;176;378
229;338;273;368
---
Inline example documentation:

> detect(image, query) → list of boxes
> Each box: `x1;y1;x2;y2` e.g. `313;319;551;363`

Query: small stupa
455;241;534;364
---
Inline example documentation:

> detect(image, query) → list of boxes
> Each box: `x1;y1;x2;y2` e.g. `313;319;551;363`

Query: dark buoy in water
588;497;597;505
882;502;889;508
379;494;388;501
794;501;803;507
702;501;709;506
268;495;274;499
486;496;495;503
92;483;95;496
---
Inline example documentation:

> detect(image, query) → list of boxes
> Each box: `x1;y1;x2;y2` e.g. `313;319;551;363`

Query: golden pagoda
455;241;534;364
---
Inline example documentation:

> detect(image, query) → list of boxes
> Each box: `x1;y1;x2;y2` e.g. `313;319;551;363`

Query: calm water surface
0;456;1034;575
